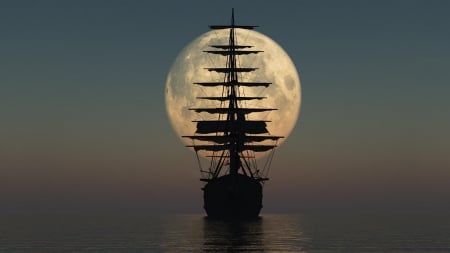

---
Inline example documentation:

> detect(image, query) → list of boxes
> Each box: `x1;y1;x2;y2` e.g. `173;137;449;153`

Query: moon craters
165;29;301;158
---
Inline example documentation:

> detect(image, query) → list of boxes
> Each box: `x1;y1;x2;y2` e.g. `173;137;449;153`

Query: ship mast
184;9;282;181
228;9;240;176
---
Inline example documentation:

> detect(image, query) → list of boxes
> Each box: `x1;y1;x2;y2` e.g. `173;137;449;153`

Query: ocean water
0;213;449;252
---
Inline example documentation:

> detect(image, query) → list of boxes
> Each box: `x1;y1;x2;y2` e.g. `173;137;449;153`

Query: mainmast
184;9;282;181
228;9;241;176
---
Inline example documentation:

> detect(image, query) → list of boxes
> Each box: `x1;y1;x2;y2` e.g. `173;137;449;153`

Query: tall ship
183;9;283;219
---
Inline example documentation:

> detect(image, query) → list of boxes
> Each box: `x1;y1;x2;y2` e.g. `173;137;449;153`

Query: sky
1;0;449;214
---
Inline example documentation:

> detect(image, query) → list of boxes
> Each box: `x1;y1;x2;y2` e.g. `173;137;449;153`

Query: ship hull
203;174;262;219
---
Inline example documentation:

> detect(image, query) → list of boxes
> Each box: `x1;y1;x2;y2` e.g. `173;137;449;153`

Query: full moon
166;29;301;158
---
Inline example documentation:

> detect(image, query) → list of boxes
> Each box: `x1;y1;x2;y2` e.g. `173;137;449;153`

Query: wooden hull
203;174;262;219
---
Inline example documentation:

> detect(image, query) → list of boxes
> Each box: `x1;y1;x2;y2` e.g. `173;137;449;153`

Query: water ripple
0;214;449;252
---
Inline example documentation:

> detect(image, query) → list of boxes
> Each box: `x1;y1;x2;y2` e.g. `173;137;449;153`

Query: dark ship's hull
203;174;262;219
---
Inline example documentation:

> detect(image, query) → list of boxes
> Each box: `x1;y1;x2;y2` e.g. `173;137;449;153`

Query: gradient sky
1;0;449;214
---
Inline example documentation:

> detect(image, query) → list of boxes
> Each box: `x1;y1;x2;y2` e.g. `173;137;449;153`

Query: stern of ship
203;174;262;219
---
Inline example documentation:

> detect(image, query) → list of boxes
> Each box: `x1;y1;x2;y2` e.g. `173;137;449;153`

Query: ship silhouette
183;9;282;219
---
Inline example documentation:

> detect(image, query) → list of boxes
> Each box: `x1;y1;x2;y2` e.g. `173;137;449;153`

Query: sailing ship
183;9;282;219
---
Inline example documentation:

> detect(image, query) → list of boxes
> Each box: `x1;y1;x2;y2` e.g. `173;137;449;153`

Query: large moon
165;29;301;159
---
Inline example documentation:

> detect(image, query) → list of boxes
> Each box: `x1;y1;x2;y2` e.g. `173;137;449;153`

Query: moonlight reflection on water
1;214;449;252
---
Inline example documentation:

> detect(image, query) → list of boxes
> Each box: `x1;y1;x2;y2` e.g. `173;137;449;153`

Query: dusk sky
1;0;449;214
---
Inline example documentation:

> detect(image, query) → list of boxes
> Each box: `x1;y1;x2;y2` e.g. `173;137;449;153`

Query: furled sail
182;135;283;144
196;96;266;101
194;81;271;87
204;50;263;55
189;108;276;114
187;144;277;152
209;25;257;30
210;45;253;49
206;67;257;73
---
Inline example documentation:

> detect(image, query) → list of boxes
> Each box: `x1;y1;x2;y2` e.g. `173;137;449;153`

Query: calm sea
0;213;449;252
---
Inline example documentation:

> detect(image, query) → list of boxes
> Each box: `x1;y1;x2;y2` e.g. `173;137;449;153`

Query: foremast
184;9;282;182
